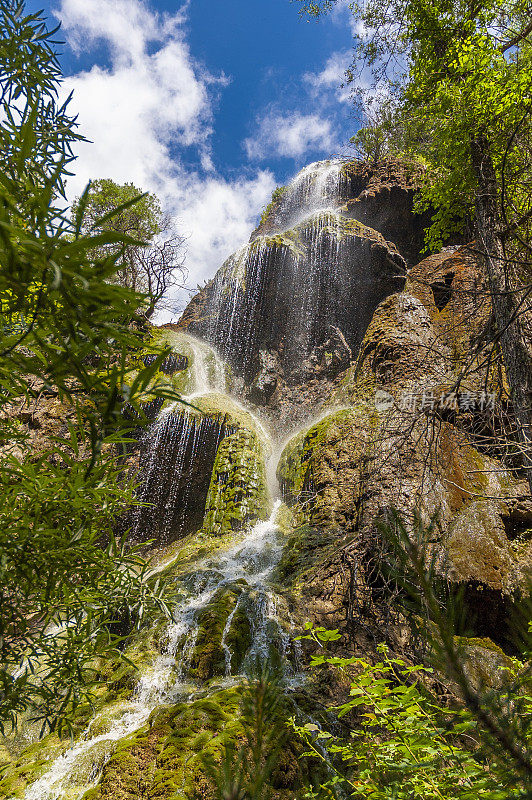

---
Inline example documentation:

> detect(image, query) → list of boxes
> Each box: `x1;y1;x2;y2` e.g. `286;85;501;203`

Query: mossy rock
222;602;253;675
202;426;271;537
277;406;379;532
188;586;251;681
454;636;516;690
274;524;331;586
83;682;313;800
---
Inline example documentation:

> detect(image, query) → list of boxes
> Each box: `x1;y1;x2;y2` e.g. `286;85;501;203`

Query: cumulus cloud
244;112;335;161
54;0;275;319
58;0;219;191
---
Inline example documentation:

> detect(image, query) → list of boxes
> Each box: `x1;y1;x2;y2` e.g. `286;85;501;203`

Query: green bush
292;629;508;799
0;1;179;735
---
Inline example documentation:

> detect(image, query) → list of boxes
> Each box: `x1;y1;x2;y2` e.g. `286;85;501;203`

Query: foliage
293;628;515;800
350;123;389;165
260;185;287;226
72;178;186;317
349;102;396;163
201;668;287;800
76;178;163;240
0;1;179;735
377;510;532;791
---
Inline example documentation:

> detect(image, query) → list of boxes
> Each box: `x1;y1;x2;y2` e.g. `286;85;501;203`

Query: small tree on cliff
299;0;532;491
73;178;187;318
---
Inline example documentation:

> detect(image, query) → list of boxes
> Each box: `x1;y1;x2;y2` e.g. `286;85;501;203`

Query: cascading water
161;331;229;400
16;328;300;799
273;158;344;227
127;333;240;544
129;406;235;543
21;500;296;800
186;159;405;387
282;211;343;374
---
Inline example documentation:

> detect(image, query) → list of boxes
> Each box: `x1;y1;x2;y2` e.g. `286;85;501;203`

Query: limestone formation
4;158;530;800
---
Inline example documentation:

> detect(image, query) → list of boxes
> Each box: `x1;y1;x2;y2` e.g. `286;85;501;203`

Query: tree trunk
471;134;532;493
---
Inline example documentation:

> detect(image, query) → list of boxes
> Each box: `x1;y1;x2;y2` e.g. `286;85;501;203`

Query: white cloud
162;168;276;309
59;0;217;190
330;0;370;39
59;0;164;60
53;0;275;320
244;112;335;161
303;50;352;103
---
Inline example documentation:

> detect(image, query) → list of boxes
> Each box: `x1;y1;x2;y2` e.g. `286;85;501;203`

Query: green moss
84;680;313;800
274;524;332;586
202;426;270;537
0;629;169;795
454;636;515;690
325;366;377;408
223;602;253;675
276;429;308;505
277;407;377;506
0;732;69;798
187;586;247;680
259;185;287;226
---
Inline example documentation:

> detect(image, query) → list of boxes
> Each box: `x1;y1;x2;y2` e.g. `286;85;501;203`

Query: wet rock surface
5;158;531;800
179;210;406;391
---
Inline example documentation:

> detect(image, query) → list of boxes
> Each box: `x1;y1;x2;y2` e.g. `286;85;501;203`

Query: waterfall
187;160;350;379
204;236;288;373
283;211;343;375
276;158;344;226
127;333;242;544
129;408;233;543
194;208;373;383
16;325;300;798
21;498;297;800
160;330;229;399
186;158;404;389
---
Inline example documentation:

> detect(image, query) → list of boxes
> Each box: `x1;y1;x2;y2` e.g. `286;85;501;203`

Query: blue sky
29;0;359;316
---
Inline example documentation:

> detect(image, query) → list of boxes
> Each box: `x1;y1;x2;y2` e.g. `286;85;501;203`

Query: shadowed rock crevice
128;411;237;544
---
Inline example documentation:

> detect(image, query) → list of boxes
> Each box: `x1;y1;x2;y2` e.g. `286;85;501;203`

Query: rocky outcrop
179;212;406;394
164;166;531;651
253;158;435;264
275;242;531;651
177;159;466;435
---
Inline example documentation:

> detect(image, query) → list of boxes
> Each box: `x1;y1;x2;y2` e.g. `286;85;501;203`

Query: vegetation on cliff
299;0;532;493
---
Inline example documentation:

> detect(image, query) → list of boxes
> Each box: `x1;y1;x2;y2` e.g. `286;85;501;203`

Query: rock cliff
175;157;530;650
4;158;530;800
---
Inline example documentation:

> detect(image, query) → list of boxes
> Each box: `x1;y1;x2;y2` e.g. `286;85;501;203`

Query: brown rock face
275;241;531;652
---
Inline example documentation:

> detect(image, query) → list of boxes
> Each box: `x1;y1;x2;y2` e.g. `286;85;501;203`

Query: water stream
19;332;299;800
15;159;354;799
22;494;297;800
